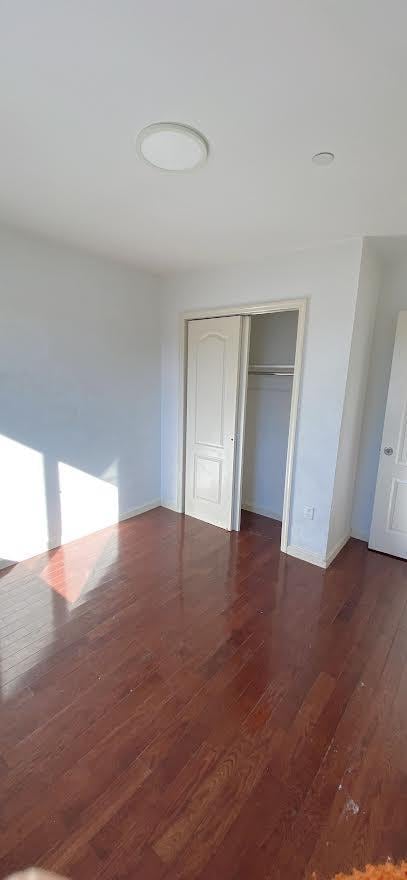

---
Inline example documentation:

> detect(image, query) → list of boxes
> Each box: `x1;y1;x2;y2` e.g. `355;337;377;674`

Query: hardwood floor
240;508;282;541
1;508;407;880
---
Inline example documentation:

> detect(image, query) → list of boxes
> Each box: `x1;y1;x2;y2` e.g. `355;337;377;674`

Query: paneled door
369;311;407;558
185;315;242;529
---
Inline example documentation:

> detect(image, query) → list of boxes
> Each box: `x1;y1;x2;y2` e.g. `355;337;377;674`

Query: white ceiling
1;1;407;271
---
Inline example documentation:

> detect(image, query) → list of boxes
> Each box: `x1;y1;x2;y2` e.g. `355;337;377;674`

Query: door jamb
177;297;307;553
231;315;251;531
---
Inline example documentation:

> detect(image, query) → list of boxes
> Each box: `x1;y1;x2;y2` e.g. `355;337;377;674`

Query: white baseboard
119;499;161;522
0;500;162;572
242;503;282;521
161;499;181;513
287;533;350;569
0;558;19;571
350;529;368;543
47;499;161;544
49;499;161;538
286;544;326;568
325;534;350;567
160;500;283;520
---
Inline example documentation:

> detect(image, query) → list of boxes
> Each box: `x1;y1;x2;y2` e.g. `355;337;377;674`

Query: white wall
242;374;293;520
327;241;381;557
160;239;364;562
0;224;161;567
242;312;298;520
352;250;407;541
248;311;298;365
1;223;385;568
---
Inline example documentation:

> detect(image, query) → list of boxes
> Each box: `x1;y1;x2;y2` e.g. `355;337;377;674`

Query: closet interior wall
242;311;298;521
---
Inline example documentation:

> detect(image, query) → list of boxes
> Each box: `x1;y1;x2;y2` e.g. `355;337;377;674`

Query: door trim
176;297;307;553
231;316;251;532
368;310;407;558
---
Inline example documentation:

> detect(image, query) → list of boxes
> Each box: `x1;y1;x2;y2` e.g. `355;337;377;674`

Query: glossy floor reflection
0;508;407;880
240;507;282;541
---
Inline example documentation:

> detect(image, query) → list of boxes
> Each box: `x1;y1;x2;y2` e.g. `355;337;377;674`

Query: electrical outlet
304;506;314;520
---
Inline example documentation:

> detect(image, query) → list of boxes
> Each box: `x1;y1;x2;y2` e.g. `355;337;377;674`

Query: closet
241;311;298;530
183;305;302;543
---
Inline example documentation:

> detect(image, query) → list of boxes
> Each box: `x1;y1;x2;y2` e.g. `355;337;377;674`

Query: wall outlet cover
304;506;315;520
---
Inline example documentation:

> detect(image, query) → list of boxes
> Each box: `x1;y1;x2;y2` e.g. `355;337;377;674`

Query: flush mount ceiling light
312;151;335;166
136;122;209;171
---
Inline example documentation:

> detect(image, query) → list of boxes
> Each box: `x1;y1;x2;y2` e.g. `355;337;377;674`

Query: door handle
384;446;394;456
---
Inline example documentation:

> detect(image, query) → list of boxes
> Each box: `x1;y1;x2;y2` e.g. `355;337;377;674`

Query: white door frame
369;310;407;558
176;297;307;553
231;315;251;532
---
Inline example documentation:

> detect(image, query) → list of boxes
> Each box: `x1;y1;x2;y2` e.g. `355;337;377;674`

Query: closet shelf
248;363;294;376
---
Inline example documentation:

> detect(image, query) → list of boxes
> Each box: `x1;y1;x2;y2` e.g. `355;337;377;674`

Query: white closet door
185;316;242;529
369;311;407;558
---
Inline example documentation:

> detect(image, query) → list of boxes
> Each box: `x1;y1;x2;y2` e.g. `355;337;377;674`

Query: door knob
384;446;393;456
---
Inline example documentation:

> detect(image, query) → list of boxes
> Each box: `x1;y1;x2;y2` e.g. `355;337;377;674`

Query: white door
369;311;407;559
185;315;242;529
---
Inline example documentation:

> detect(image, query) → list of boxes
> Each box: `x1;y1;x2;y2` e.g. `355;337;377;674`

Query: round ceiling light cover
312;151;335;165
136;122;209;171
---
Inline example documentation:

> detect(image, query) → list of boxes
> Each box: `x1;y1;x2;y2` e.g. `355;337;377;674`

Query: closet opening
178;298;306;554
239;311;298;544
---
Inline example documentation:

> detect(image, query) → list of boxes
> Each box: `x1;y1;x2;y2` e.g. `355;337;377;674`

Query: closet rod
248;363;294;376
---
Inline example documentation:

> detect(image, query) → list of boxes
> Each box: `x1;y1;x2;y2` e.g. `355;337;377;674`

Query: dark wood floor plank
1;509;407;880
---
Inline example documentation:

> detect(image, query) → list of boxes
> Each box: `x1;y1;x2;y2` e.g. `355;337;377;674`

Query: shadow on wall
0;236;160;572
0;434;120;568
0;356;159;569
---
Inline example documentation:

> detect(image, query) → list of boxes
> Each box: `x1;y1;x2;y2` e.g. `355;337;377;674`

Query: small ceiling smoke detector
136;122;209;171
312;151;335;166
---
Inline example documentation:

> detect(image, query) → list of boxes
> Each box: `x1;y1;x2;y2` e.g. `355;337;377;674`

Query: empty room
1;4;407;880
